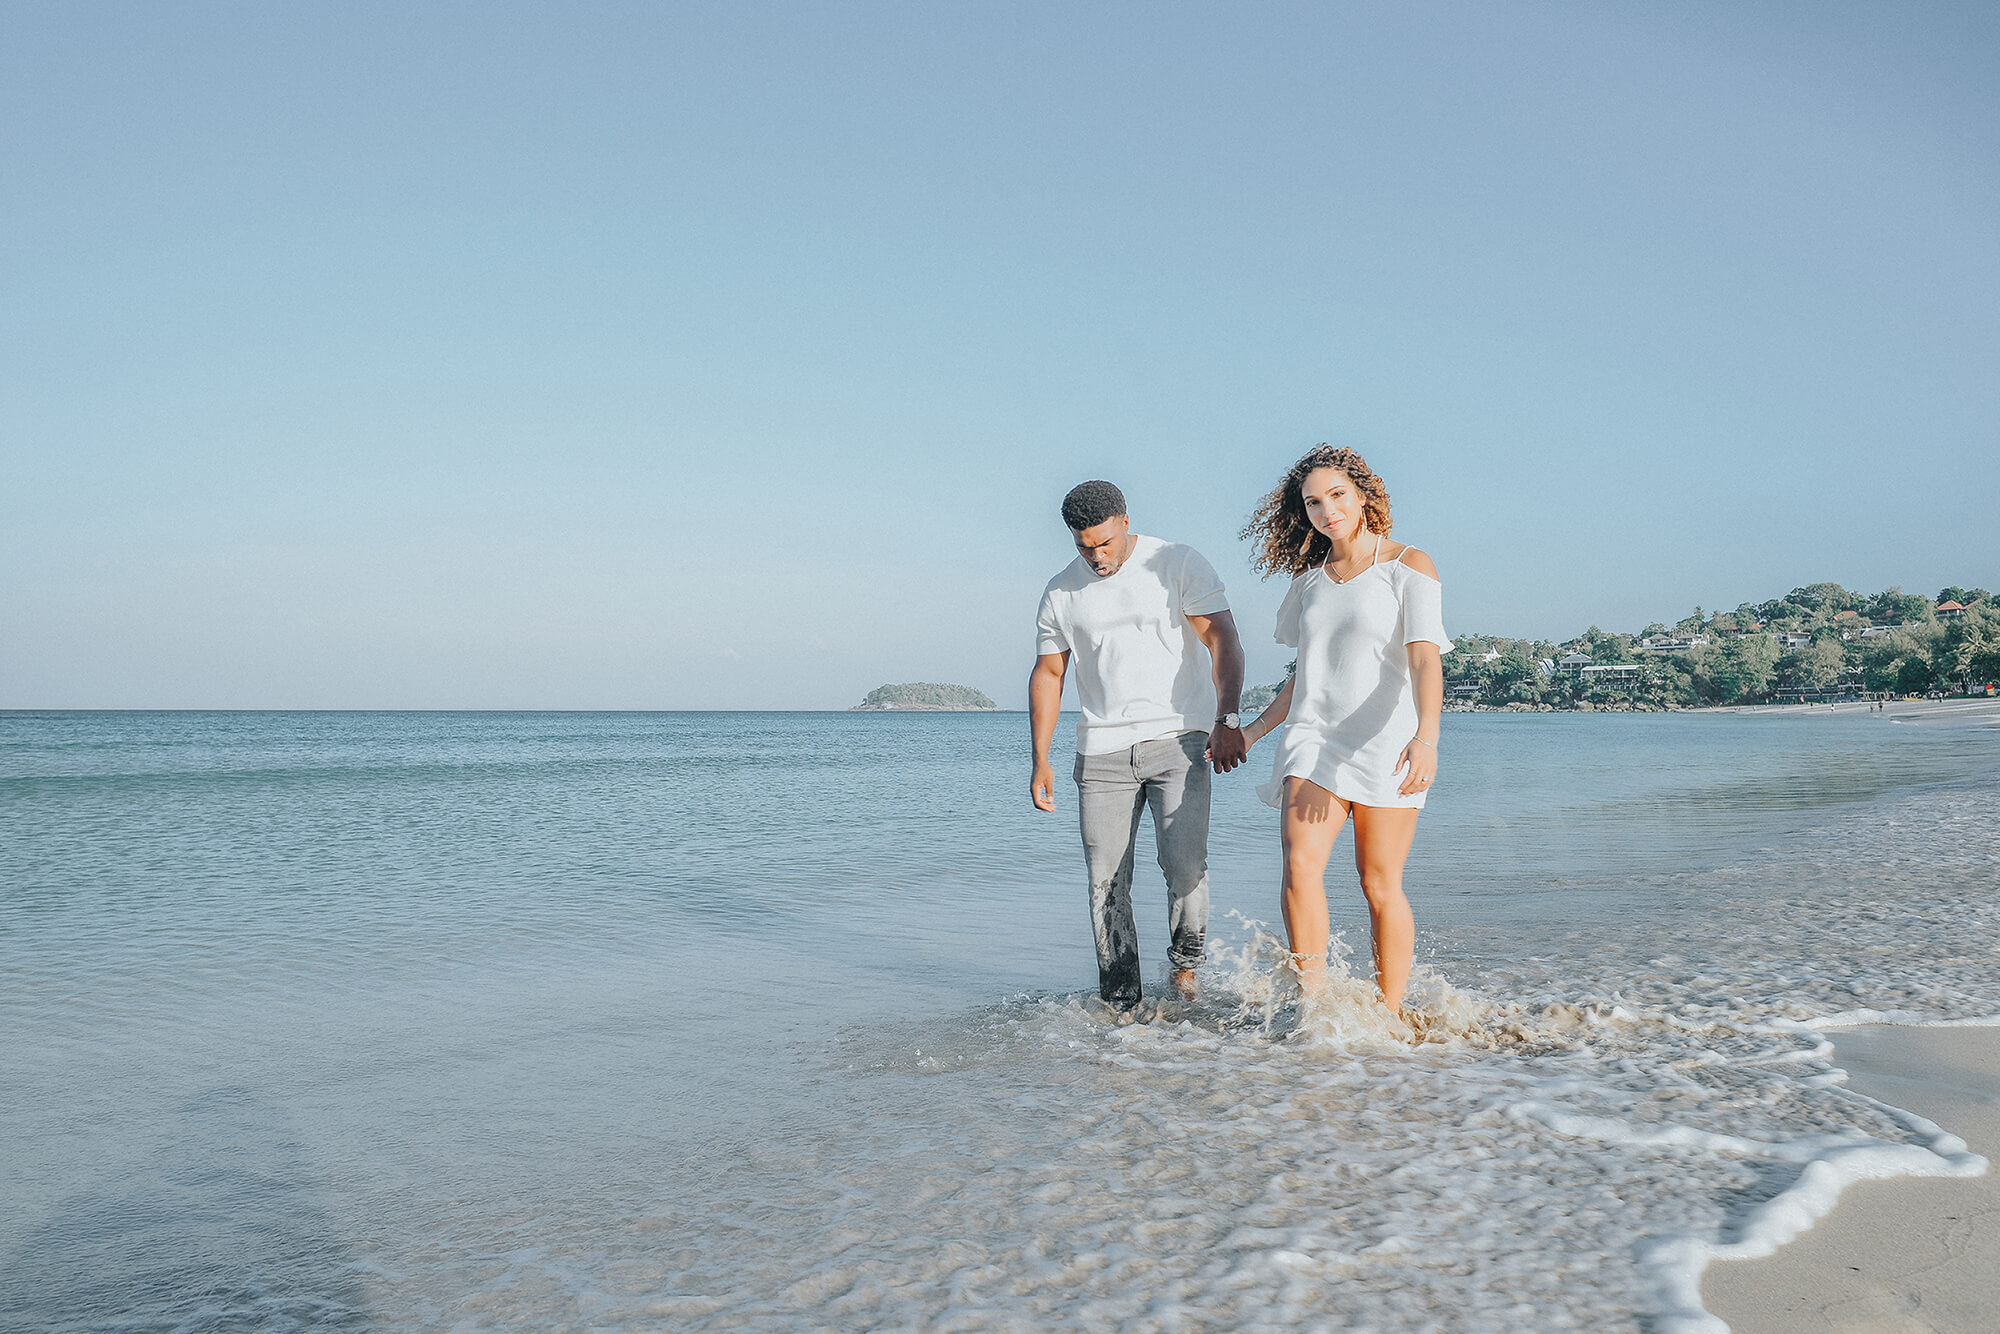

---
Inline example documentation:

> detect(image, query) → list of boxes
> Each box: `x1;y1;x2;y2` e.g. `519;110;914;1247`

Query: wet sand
1703;1024;2000;1332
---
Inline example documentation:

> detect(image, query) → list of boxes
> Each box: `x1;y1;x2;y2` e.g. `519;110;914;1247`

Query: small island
851;682;999;712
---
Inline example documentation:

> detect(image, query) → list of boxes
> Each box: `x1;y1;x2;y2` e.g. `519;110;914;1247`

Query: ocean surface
3;707;1998;1332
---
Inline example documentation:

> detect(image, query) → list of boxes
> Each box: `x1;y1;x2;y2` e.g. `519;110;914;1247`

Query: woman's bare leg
1280;777;1348;997
1349;803;1420;1010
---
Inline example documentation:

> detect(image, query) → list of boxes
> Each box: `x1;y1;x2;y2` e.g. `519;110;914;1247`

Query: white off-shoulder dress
1256;537;1453;810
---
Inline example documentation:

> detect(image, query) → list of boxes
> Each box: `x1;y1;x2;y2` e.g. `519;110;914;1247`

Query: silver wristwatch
1218;712;1243;730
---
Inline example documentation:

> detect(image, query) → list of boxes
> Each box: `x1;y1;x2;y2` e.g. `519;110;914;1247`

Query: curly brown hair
1240;444;1393;579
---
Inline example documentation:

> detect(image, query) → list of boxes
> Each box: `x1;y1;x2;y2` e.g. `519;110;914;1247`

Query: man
1029;480;1247;1015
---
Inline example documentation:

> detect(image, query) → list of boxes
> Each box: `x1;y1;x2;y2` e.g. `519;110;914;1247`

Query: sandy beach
1703;1024;2000;1332
1712;697;2000;726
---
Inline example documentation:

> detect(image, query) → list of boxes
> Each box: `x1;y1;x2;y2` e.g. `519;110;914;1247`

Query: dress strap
1370;532;1384;567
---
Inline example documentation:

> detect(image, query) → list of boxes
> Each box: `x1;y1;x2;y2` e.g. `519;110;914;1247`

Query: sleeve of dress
1035;587;1069;656
1397;569;1453;652
1177;547;1229;617
1274;575;1305;649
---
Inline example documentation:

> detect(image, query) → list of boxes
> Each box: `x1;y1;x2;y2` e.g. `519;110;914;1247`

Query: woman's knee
1356;868;1405;906
1283;849;1330;887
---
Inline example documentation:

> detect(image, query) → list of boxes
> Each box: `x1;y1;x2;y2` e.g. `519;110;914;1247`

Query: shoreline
1701;1023;2000;1332
3;700;1989;720
1697;696;2000;725
1439;697;2000;723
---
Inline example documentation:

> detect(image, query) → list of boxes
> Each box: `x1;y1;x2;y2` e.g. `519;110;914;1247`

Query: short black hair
1061;480;1127;531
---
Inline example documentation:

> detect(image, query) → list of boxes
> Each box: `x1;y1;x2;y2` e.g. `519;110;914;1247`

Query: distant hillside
1241;679;1284;711
1443;581;1996;708
851;682;998;711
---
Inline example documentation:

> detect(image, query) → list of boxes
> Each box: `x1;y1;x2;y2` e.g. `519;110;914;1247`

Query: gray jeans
1073;730;1212;1009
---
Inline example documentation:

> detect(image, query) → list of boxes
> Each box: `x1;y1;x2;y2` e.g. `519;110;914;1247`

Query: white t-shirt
1035;534;1230;755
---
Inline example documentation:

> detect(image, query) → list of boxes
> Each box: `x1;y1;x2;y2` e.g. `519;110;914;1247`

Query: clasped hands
1204;725;1249;774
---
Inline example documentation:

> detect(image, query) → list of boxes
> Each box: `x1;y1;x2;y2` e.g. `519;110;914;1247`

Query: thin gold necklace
1321;533;1383;584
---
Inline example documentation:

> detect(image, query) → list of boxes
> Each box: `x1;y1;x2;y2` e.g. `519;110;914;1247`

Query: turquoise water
3;709;1997;1331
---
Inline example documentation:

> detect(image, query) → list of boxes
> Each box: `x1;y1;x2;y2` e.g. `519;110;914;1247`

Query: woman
1235;445;1449;1013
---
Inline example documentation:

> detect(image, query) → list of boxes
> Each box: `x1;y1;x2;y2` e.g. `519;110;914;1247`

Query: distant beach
1704;695;2000;724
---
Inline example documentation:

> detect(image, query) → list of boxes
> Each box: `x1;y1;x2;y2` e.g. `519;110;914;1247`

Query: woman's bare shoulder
1390;542;1439;579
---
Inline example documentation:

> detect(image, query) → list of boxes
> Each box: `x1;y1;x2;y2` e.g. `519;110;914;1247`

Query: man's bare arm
1028;651;1068;811
1186;610;1248;771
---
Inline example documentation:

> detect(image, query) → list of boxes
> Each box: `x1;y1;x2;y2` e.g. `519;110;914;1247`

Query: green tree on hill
1938;613;2000;689
1779;637;1847;691
1490;643;1551;703
1866;588;1934;625
1441;635;1554;704
1785;583;1862;615
1570;625;1636;663
1444;587;1994;708
1858;624;1944;695
1695;635;1778;703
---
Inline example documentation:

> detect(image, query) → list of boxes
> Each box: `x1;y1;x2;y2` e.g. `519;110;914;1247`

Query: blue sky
4;2;1995;708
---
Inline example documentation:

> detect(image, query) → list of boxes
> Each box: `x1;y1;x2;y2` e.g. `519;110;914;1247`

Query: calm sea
3;708;1997;1332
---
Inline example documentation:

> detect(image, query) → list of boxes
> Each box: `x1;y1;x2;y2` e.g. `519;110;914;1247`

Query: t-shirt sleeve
1274;575;1305;649
1398;569;1453;652
1176;547;1229;618
1035;587;1070;656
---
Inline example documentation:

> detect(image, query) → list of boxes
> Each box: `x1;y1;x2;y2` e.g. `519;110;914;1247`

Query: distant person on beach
1233;446;1448;1014
1029;480;1247;1015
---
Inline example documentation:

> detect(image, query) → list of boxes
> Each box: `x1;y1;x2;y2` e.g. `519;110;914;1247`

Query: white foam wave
1643;1107;1985;1334
1770;1008;2000;1031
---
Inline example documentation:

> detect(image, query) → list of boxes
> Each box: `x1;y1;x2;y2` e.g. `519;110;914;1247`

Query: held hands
1395;735;1439;796
1204;725;1249;774
1030;760;1057;812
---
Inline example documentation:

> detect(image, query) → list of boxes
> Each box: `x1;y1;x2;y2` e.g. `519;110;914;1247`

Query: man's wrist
1216;712;1243;730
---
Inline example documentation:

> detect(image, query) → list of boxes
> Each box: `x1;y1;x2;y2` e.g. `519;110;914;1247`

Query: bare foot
1170;968;1198;1001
